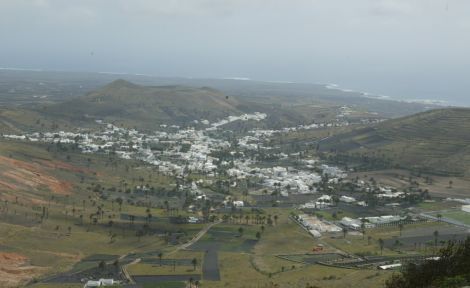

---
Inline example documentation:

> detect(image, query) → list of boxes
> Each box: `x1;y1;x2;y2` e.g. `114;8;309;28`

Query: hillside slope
319;108;470;176
46;79;242;129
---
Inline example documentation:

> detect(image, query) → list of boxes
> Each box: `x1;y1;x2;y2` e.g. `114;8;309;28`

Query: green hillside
319;108;470;176
45;79;242;129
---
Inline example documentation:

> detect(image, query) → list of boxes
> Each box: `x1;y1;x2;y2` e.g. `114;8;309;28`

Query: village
3;110;469;229
2;110;470;287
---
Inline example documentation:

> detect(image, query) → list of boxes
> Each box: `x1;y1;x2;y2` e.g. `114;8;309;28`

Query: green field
442;210;470;225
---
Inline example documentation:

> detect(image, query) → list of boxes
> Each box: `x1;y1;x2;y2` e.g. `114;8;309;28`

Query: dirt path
167;220;221;256
122;258;141;284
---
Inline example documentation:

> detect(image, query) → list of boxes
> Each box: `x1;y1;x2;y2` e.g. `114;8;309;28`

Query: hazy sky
1;0;469;104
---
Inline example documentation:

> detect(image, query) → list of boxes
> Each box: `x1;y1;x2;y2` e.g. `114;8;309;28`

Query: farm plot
279;253;347;264
42;262;125;284
133;274;201;284
441;210;470;226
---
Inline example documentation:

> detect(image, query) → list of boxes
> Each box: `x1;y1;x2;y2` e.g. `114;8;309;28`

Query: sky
0;0;469;105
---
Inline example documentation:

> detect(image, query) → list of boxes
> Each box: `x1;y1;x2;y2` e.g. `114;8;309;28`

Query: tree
342;227;348;239
191;258;198;271
385;237;470;288
437;214;442;222
98;260;106;270
158;252;163;266
238;227;244;236
164;200;170;214
361;222;366;240
379;238;385;255
434;230;439;252
256;231;261;241
136;229;144;241
399;223;404;237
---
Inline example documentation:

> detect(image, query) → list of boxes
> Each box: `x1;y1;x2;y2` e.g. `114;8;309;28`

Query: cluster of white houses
296;213;406;239
2;112;351;200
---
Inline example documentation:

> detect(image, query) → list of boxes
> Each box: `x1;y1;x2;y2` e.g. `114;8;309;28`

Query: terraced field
319;108;470;177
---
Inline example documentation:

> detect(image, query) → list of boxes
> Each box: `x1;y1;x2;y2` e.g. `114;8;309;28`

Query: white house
233;201;244;208
99;279;115;286
340;195;356;203
83;281;101;288
379;263;402;270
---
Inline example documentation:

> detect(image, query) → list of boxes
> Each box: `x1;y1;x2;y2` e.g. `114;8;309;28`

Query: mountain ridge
319;107;470;176
44;80;242;129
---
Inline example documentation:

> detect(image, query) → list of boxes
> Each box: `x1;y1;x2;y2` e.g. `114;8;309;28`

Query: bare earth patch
0;155;75;196
0;252;45;287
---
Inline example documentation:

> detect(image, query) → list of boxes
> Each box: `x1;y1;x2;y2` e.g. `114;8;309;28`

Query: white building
462;205;470;213
315;195;333;208
365;215;403;225
340;217;361;230
340;195;356;203
233;200;244;208
84;281;101;288
309;229;322;238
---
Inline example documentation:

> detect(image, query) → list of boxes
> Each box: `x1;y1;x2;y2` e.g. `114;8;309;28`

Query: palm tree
158;252;163;266
379;238;385;255
399;223;404;237
98;260;106;270
136;229;144;241
164;200;170;214
191;258;198;271
368;235;372;246
342;227;348;239
361;222;366;240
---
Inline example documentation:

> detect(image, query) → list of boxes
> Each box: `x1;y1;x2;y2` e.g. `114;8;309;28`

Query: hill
45;79;242;129
318;108;470;176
